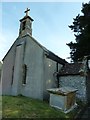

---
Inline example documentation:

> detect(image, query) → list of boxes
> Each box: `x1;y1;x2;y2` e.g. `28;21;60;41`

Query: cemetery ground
1;95;86;119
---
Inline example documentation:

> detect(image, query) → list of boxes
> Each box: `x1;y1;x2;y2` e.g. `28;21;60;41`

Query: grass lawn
1;95;80;119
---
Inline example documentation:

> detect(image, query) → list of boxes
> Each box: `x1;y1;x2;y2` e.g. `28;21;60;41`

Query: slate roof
59;62;83;76
45;51;67;65
20;15;34;22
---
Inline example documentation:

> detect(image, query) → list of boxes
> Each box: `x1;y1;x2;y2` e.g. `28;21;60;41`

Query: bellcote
19;8;34;36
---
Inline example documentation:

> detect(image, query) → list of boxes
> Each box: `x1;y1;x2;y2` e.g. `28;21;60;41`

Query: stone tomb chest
47;87;77;113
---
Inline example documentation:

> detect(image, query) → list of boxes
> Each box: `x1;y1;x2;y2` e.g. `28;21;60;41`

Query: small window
22;21;26;30
22;64;27;85
11;66;14;85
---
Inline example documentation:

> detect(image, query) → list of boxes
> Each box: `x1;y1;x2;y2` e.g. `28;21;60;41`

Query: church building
1;8;67;100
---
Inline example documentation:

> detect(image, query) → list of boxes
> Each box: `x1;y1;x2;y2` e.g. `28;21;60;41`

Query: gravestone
47;87;77;113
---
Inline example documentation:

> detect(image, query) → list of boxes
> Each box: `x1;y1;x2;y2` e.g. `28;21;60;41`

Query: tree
67;2;90;62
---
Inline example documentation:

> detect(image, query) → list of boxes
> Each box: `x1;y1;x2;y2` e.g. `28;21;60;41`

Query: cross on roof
24;8;30;16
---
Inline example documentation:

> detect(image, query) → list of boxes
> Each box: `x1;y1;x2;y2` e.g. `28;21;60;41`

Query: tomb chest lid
47;87;78;96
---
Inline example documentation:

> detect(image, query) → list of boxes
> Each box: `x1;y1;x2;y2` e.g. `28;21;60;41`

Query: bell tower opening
22;21;26;30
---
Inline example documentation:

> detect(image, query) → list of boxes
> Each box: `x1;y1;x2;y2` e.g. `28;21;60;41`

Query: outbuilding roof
59;62;83;76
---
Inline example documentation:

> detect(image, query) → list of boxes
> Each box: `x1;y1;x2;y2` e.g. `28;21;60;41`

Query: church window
29;22;31;28
22;64;27;85
11;66;14;85
56;62;58;72
22;21;26;30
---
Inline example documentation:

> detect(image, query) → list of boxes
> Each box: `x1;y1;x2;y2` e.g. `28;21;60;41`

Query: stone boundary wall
59;75;87;102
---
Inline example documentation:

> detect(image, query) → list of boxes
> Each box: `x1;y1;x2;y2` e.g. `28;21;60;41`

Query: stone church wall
1;40;18;95
0;62;2;80
59;75;87;102
20;35;44;100
11;41;25;96
43;57;63;100
1;34;64;100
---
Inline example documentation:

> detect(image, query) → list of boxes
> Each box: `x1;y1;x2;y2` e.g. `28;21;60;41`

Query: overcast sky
0;1;89;62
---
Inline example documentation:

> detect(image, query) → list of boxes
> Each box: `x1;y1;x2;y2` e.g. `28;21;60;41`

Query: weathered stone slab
47;87;77;113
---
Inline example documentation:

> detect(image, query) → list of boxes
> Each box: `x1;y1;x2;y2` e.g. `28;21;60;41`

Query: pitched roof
20;15;34;22
29;34;67;65
27;34;67;65
45;51;67;65
2;34;67;65
59;62;83;76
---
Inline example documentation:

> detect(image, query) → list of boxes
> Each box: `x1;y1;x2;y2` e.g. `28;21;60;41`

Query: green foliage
67;1;90;62
2;95;69;119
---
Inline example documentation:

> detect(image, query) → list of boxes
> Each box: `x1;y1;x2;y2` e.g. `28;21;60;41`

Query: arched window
11;66;14;85
22;64;27;85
